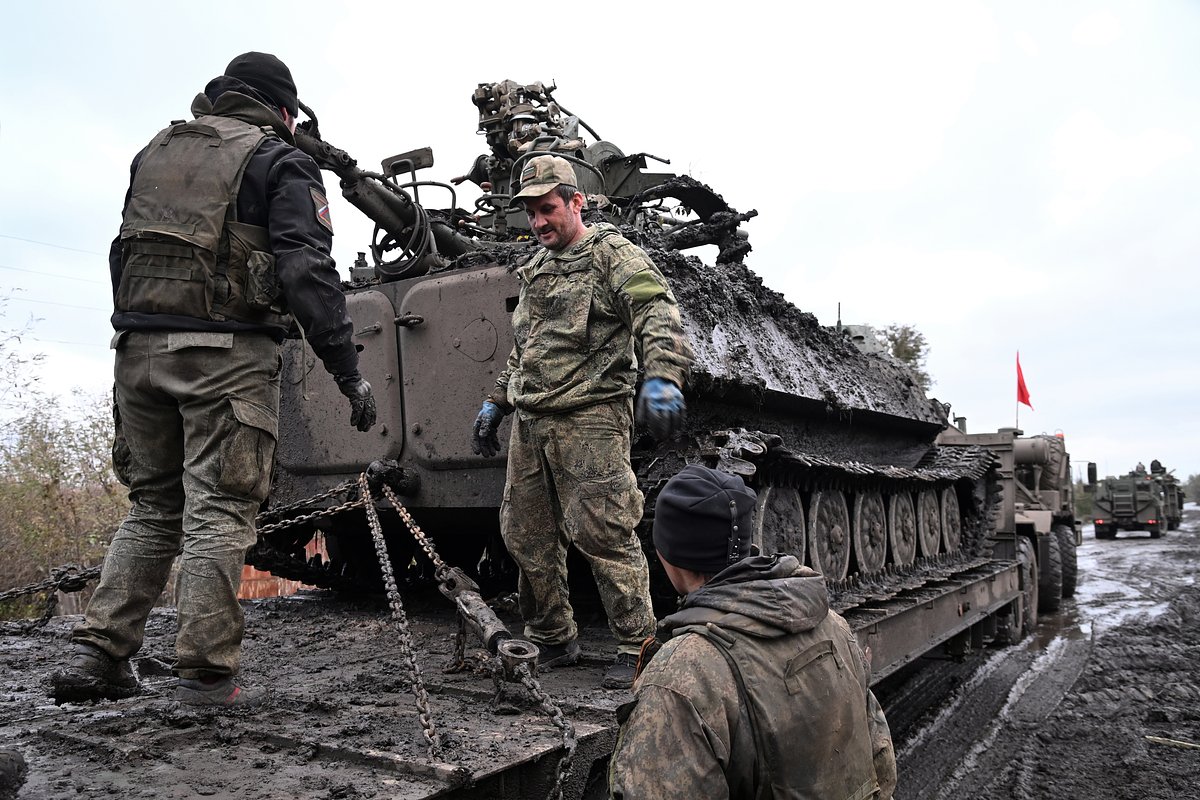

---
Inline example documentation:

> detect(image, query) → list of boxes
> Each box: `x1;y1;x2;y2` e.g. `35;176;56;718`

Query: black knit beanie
224;51;299;117
653;465;757;574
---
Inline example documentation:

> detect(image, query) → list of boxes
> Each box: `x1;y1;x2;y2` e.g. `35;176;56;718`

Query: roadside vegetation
0;302;126;619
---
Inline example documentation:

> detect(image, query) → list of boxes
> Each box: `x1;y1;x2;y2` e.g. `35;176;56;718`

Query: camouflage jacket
609;555;896;800
488;223;693;416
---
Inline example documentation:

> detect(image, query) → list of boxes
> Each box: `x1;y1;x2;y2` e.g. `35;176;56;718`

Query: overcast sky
1;1;1196;480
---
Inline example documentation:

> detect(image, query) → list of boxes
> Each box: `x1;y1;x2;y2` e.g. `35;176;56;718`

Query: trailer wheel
1017;536;1039;639
1037;532;1063;613
1055;524;1078;597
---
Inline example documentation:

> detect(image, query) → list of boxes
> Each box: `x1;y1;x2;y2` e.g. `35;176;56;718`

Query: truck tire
1150;517;1165;539
1095;524;1116;540
1037;532;1063;613
1008;537;1036;642
1055;524;1078;597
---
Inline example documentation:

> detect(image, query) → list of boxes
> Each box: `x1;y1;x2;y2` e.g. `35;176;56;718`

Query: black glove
636;377;686;441
471;400;505;457
335;372;377;432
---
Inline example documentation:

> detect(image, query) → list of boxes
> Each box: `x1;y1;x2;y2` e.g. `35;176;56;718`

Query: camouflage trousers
500;399;655;654
74;331;280;679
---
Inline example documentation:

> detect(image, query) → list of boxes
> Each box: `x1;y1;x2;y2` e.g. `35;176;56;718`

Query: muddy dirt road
891;504;1200;800
3;507;1199;799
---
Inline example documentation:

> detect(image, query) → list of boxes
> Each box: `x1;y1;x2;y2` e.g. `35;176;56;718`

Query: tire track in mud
895;627;1092;800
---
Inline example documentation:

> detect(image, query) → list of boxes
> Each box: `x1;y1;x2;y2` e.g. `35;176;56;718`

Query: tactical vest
116;115;290;327
677;616;881;800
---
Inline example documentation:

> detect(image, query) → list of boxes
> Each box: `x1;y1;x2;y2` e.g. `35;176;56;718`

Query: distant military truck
1087;462;1184;539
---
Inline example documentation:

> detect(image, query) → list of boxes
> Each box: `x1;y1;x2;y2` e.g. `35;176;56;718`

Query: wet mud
893;505;1200;800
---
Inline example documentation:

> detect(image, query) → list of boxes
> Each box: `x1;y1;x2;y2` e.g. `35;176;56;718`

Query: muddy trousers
500;400;655;654
73;331;280;679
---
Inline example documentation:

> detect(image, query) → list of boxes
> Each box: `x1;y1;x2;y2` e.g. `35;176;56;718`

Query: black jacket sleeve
263;149;359;378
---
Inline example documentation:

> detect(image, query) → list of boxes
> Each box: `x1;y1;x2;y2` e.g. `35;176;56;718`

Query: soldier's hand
471;401;504;457
636;377;686;441
336;373;377;432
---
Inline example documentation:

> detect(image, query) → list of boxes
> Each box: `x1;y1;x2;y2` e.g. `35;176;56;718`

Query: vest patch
311;187;333;232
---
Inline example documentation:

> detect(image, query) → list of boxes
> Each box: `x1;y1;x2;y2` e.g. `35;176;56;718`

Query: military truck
936;425;1080;620
1087;463;1185;538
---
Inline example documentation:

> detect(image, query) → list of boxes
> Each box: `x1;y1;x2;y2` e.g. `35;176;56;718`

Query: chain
515;663;578;800
380;483;449;579
0;564;103;633
255;494;366;537
380;480;577;793
256;479;360;523
357;472;443;758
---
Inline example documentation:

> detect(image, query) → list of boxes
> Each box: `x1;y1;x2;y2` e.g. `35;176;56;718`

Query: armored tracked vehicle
240;80;1054;795
257;79;1035;665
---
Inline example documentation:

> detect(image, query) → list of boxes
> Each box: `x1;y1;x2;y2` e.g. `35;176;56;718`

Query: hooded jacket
108;76;358;378
609;555;896;800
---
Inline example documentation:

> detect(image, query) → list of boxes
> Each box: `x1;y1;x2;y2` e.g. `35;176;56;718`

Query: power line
6;297;109;313
0;263;107;285
29;336;110;349
0;233;107;257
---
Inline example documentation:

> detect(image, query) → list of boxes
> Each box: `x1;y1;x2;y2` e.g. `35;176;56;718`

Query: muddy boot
175;675;266;709
0;747;27;800
601;653;639;690
536;638;581;669
50;642;140;704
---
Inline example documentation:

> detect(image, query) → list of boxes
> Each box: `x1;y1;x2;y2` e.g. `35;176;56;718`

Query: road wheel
809;489;851;580
1017;536;1040;639
888;492;917;568
1038;532;1063;613
1055;524;1078;598
853;491;887;574
941;486;962;553
753;485;806;563
916;489;941;558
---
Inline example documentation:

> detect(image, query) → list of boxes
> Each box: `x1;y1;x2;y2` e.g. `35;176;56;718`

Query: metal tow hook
497;639;539;681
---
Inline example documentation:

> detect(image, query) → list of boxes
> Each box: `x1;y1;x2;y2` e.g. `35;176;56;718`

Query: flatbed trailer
3;557;1021;800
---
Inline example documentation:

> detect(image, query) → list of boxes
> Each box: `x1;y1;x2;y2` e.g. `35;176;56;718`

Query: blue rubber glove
636;377;686;441
471;400;505;457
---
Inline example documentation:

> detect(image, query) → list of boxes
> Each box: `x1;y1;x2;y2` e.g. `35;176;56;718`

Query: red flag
1016;351;1033;409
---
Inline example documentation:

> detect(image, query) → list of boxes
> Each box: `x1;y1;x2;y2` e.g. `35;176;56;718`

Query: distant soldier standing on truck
469;155;694;689
609;465;897;799
51;52;377;708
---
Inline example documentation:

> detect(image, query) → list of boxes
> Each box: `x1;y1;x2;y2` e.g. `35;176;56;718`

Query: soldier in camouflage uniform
471;155;693;689
51;52;376;709
609;465;897;799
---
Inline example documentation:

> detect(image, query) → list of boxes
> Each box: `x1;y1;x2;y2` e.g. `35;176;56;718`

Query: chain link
515;663;579;800
357;472;444;758
380;483;450;579
380;479;578;794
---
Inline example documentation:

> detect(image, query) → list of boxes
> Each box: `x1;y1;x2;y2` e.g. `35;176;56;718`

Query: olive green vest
116;115;290;327
677;615;881;800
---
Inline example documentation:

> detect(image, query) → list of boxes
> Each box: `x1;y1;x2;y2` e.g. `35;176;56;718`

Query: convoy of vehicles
1087;462;1185;538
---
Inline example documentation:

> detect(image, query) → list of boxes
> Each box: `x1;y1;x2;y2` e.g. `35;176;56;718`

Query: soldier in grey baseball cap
471;151;695;689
